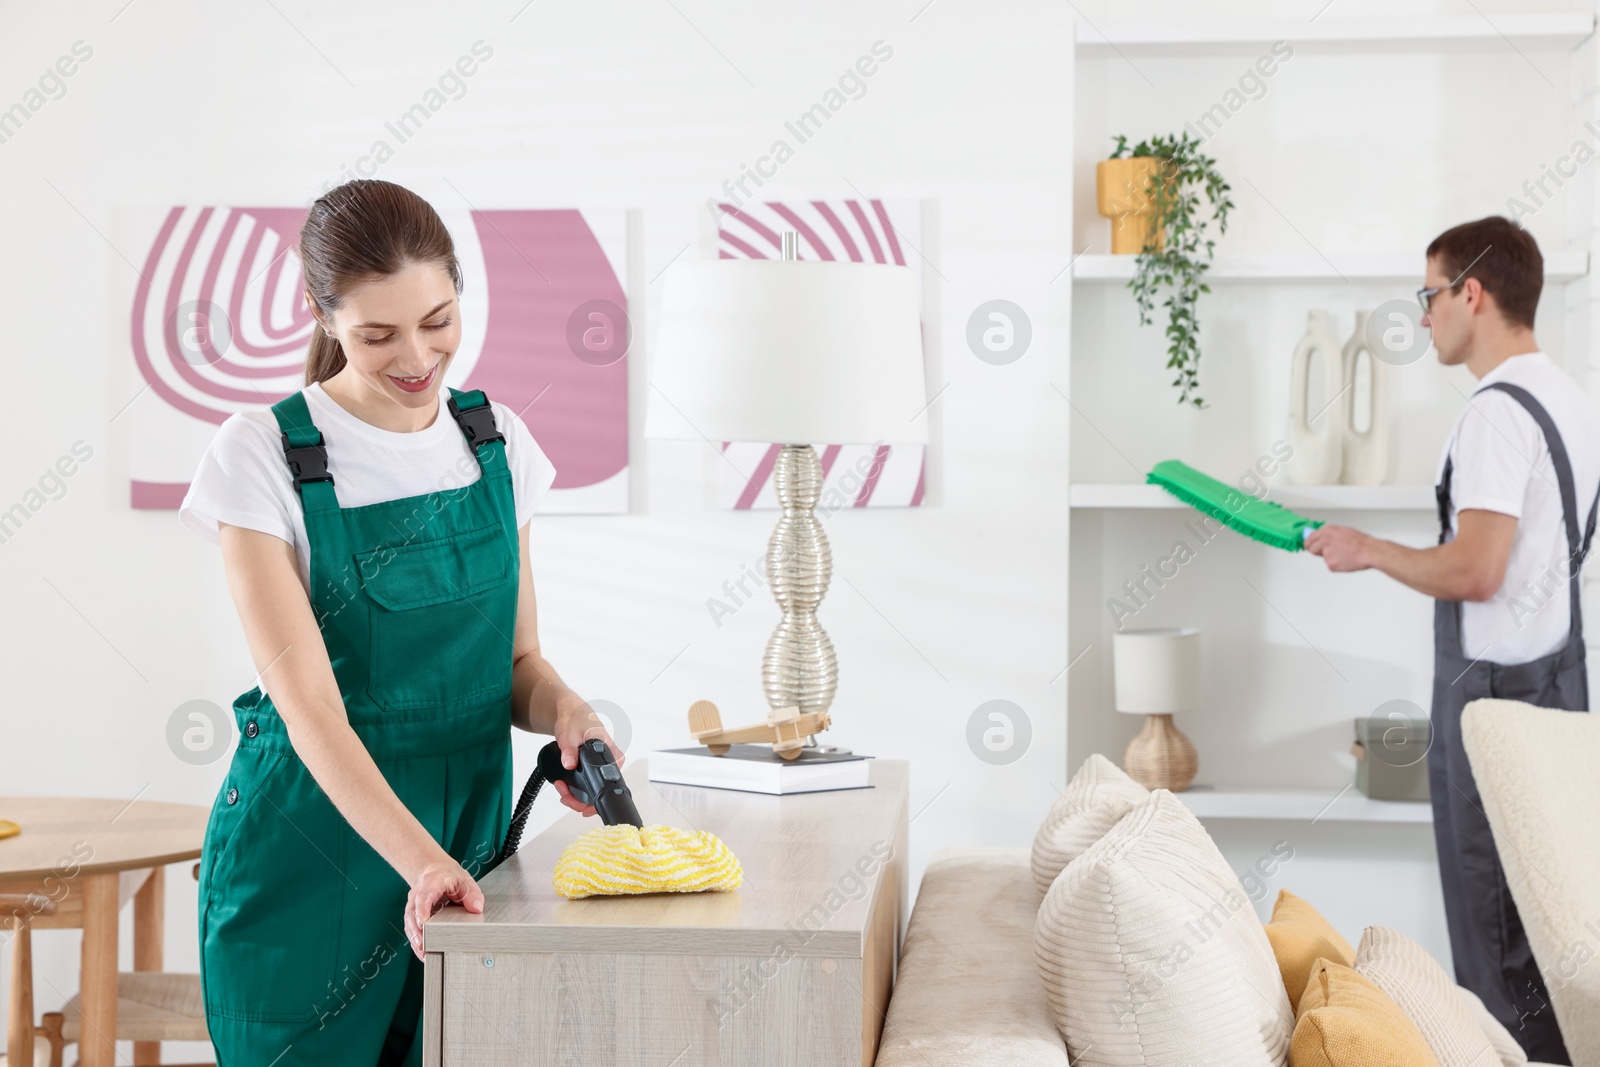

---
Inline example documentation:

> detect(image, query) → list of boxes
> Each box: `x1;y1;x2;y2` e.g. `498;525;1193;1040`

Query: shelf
1073;251;1589;284
1070;484;1435;511
1177;785;1431;824
1076;14;1595;54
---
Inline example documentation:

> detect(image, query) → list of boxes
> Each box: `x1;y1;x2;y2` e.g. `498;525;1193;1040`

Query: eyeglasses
1416;245;1493;316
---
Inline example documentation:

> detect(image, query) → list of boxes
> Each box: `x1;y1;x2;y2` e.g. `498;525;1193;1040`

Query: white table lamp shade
1113;628;1201;714
643;259;929;444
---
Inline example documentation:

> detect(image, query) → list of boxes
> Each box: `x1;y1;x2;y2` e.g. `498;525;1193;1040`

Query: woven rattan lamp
644;231;928;725
1113;627;1201;791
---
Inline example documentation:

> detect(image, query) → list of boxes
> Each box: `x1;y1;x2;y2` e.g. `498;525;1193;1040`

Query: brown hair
1425;216;1542;330
299;180;463;385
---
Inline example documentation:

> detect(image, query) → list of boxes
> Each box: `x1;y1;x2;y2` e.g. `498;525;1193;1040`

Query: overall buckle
280;431;334;492
448;395;505;448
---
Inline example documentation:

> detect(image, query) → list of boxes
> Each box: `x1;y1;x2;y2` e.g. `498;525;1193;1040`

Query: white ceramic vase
1287;309;1345;485
1340;309;1392;486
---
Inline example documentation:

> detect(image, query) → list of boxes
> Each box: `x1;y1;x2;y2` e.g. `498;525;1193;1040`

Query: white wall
0;1;1072;1057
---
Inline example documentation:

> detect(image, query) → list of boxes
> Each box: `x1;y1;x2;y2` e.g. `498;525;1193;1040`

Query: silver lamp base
762;445;840;735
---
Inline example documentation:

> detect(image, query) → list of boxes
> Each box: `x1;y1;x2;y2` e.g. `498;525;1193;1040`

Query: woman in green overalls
194;179;621;1066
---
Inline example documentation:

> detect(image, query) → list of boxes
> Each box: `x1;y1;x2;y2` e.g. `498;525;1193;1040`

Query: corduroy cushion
1030;754;1149;898
1456;986;1527;1067
1265;890;1357;1013
1353;926;1497;1067
1461;699;1600;1063
551;823;742;899
1034;790;1293;1065
1292;957;1441;1067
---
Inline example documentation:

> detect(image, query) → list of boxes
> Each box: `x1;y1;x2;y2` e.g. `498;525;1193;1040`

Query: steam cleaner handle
537;738;644;828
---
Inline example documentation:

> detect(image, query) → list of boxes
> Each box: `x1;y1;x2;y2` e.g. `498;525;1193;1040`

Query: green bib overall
197;386;519;1067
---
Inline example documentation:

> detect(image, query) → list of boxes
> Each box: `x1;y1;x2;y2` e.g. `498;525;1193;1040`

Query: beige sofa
876;846;1065;1067
877;781;1574;1066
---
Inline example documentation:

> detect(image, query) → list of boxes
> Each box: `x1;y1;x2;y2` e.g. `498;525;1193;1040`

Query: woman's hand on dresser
405;856;484;960
551;696;626;817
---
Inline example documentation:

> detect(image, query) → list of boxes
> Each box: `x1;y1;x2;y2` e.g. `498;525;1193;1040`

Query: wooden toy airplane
688;699;831;760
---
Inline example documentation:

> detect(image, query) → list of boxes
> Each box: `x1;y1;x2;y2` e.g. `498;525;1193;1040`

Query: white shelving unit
1076;13;1595;53
1176;786;1431;824
1065;9;1597;842
1070;484;1435;510
1073;251;1590;284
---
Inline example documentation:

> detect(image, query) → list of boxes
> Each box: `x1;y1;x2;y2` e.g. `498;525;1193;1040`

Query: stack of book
647;744;873;795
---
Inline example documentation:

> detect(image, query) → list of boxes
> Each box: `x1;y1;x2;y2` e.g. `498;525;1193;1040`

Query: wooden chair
3;863;213;1067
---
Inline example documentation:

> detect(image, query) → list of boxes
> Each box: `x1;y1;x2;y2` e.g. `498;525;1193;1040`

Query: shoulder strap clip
279;431;333;493
447;392;505;448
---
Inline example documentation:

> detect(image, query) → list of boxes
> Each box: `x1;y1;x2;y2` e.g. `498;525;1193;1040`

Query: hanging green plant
1104;132;1233;407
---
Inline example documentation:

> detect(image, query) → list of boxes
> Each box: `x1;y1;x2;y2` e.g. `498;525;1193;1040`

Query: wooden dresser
422;757;909;1067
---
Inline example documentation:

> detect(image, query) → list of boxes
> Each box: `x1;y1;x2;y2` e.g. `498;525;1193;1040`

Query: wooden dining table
0;796;210;1067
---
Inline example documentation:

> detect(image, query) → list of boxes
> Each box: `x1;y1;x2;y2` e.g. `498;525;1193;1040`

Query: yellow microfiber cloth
552;823;743;900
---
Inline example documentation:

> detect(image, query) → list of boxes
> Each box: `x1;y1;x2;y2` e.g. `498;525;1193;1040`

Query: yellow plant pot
1096;156;1172;254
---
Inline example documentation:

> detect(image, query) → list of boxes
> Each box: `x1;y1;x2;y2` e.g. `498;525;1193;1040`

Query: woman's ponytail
304;326;347;386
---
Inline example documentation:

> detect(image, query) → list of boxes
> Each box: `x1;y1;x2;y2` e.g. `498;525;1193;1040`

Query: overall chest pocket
354;522;516;714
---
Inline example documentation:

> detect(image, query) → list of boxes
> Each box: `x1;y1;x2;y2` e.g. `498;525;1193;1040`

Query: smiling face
309;260;461;409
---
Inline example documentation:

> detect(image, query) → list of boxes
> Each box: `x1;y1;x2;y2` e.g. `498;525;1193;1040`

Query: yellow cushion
552;823;743;899
1292;958;1441;1067
1266;889;1357;1011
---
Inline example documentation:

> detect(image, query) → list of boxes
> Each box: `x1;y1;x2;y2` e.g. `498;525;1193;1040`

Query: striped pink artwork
121;205;629;513
714;198;927;510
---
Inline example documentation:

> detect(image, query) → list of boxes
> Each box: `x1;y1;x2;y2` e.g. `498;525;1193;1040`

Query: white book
647;744;873;795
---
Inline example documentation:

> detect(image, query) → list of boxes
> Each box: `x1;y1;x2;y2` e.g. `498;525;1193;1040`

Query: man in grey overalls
1308;216;1600;1064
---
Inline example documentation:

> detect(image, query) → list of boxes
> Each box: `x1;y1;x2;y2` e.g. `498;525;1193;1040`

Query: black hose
499;767;546;863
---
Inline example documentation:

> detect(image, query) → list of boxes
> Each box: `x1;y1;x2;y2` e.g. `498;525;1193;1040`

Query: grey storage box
1352;716;1431;801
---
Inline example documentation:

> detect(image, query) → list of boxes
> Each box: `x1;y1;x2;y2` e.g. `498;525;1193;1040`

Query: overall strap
1436;455;1455;547
270;390;339;514
1435;450;1466;658
446;387;510;477
1474;382;1594;641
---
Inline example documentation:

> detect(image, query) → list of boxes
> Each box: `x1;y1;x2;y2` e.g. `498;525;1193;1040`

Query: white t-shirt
179;382;557;597
1436;351;1600;665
